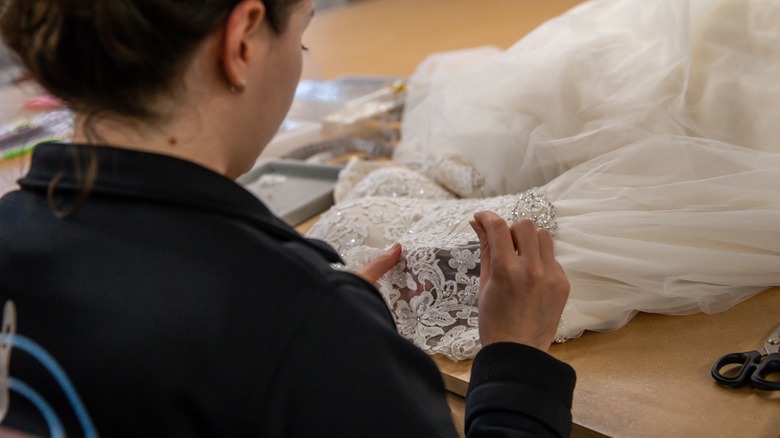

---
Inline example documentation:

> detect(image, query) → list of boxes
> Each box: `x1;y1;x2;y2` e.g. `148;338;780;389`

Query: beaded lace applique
309;163;563;360
426;156;490;198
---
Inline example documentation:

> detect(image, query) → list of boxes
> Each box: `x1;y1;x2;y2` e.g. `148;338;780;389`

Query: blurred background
315;0;364;12
0;37;21;86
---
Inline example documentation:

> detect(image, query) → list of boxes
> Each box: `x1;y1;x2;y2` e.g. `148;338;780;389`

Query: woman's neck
71;104;242;179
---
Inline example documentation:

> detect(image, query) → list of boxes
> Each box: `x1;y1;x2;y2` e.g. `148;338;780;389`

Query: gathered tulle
548;137;780;336
308;0;780;359
396;0;780;195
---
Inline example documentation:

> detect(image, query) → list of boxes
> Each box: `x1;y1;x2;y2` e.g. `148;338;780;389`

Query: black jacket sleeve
466;342;576;437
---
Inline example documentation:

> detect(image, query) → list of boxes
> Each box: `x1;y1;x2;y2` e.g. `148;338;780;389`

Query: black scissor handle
711;350;762;388
751;352;780;391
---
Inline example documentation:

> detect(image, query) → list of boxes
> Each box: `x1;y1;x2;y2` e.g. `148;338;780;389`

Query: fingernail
389;242;401;252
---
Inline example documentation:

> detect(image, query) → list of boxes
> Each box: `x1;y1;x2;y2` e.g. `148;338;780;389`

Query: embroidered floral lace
309;161;559;360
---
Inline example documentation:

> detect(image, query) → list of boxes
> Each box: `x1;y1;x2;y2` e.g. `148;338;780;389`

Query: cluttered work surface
1;0;778;437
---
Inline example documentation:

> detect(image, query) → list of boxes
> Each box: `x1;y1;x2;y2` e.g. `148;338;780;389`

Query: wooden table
302;0;586;79
432;291;780;437
2;1;778;436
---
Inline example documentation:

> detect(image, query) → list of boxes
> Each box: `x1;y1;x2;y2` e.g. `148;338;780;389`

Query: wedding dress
307;0;780;360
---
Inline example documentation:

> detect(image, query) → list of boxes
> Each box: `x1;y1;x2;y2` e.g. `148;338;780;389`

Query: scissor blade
763;325;780;354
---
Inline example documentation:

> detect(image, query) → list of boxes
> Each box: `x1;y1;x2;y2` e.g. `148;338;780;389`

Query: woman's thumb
354;243;402;284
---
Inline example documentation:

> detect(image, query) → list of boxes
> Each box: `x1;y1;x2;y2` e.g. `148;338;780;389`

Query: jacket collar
19;142;342;264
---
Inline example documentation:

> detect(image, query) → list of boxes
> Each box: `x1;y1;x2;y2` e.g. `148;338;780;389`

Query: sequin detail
309;165;564;360
509;188;558;237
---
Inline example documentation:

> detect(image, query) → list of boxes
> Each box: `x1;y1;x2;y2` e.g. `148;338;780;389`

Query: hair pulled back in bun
0;0;304;120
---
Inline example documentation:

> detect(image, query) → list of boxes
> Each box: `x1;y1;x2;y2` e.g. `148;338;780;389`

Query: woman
0;0;573;436
308;0;780;359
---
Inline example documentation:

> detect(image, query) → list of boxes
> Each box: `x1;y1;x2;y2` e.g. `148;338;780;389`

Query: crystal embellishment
308;172;563;360
509;188;558;237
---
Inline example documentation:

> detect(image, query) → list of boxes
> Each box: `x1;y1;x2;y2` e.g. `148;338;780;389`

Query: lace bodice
310;161;559;360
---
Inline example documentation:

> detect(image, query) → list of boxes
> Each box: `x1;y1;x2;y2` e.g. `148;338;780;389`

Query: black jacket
0;143;575;437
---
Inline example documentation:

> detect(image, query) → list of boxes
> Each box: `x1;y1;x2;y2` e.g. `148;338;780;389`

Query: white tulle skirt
548;137;780;337
308;0;780;359
396;0;780;195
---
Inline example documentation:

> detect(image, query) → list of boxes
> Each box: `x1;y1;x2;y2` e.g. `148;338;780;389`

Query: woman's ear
220;0;267;92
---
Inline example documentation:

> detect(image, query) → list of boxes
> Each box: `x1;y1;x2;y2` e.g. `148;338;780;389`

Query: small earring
229;80;246;94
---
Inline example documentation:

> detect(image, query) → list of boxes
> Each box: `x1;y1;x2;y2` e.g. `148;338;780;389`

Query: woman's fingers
511;218;540;261
470;219;491;282
536;227;556;264
474;211;569;352
354;243;402;284
474;211;515;270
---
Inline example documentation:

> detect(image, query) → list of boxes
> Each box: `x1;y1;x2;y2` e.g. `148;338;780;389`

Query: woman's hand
354;243;403;284
471;212;570;352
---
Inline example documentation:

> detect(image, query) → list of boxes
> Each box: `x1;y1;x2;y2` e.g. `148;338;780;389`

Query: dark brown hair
0;0;304;217
1;0;304;120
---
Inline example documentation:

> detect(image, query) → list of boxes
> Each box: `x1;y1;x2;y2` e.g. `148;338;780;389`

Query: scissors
711;325;780;391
